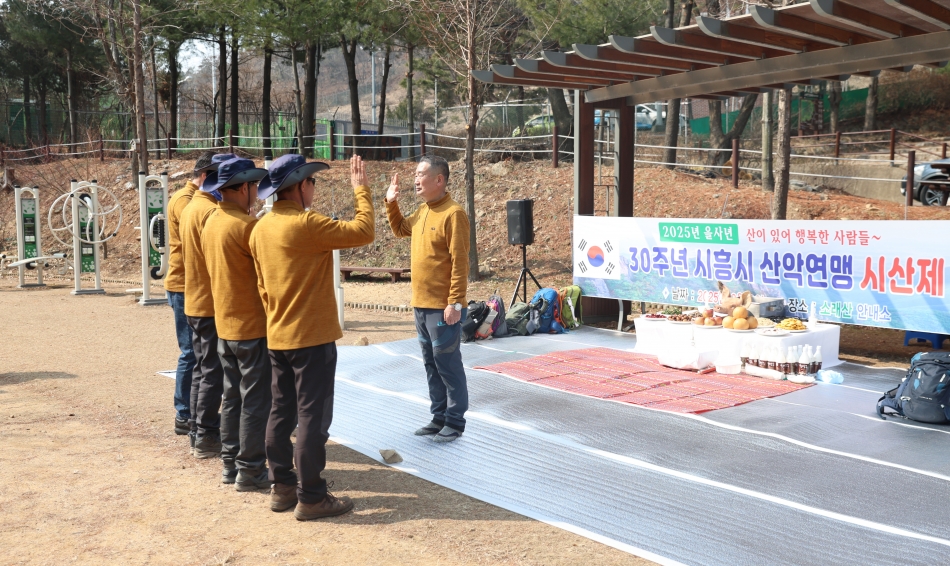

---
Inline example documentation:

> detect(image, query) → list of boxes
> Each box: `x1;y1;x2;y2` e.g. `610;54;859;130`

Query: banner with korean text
573;216;948;333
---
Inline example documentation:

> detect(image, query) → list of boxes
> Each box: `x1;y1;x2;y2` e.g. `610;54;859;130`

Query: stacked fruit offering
721;307;758;330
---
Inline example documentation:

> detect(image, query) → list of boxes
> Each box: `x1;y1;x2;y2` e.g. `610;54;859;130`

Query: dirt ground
0;280;652;566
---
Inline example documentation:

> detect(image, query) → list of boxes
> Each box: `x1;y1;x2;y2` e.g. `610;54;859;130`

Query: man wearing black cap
180;152;236;461
165;151;215;438
250;154;374;520
201;157;272;489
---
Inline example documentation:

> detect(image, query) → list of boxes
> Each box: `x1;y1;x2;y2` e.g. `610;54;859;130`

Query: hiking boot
414;420;445;436
432;425;463;443
174;417;190;436
193;434;222;459
235;469;271;492
221;462;237;484
270;483;298;512
293;492;354;521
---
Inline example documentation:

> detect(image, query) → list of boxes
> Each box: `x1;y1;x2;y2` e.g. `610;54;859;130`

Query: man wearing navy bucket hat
200;157;274;489
180;153;236;460
250;154;374;520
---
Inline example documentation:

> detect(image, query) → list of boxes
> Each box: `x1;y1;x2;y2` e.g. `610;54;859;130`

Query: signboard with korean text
573;216;948;333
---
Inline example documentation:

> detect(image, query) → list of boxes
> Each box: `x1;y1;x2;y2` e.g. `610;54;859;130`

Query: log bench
340;266;411;283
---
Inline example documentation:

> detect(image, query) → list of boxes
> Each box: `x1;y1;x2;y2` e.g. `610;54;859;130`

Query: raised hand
385;172;400;203
350;155;368;188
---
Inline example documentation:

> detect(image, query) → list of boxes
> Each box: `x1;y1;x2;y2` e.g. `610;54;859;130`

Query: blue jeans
414;307;469;431
168;291;196;420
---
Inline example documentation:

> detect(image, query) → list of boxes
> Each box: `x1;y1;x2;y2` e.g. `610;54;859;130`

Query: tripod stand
510;243;542;307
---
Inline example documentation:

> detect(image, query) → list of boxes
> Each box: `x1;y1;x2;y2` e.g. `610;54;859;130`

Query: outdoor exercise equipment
48;180;122;295
135;171;169;305
4;185;68;285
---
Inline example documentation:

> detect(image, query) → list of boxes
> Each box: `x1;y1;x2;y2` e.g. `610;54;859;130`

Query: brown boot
270;483;298;512
293;492;354;521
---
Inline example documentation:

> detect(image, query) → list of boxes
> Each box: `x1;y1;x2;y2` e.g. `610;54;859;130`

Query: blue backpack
530;288;567;334
878;352;950;424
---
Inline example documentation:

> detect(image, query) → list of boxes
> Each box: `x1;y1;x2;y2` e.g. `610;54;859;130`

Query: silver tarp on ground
329;327;950;565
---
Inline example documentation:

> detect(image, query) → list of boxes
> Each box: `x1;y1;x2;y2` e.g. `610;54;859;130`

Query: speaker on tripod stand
507;199;542;306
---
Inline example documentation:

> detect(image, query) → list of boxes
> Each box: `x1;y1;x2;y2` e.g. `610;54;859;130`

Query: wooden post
889;127;897;165
731;138;739;189
166;134;172;159
552;124;559;168
45;144;51;162
834;131;841;163
906;150;915;208
943;142;948;159
99;135;104;162
1;146;4;168
229;129;235;153
420;123;426;156
328;121;335;161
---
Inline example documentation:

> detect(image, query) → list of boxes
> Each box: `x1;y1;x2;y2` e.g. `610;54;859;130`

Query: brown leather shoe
293;492;354;521
270;483;298;512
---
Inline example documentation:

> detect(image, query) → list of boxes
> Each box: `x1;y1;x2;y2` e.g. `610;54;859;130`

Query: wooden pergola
474;0;950;218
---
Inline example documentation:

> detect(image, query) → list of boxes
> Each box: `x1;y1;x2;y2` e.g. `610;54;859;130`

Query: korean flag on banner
575;237;621;280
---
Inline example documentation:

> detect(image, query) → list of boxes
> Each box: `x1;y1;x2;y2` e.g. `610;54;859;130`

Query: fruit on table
747;316;759;329
704;317;715;326
732;306;749;319
733;318;750;330
723;316;735;329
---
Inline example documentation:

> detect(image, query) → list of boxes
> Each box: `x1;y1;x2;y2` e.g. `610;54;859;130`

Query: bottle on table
810;346;823;375
797;346;811;377
778;348;789;376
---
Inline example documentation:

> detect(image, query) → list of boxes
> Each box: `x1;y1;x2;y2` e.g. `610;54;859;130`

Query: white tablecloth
632;319;842;368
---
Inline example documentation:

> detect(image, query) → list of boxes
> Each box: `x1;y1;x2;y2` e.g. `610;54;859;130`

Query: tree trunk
516;86;525;135
864;75;878;131
168;41;179;151
230;29;239;140
23;74;31;145
37;76;48;145
761;90;774;192
548;88;573;155
290;44;305;155
302;42;317;157
216;26;227;144
465;8;479;283
662;98;681;169
340;37;361;136
262;45;272;153
132;0;149;174
377;45;392;135
829;80;842;134
151;43;160;154
772;88;792;220
709;95;757;166
65;48;77;145
406;43;414;158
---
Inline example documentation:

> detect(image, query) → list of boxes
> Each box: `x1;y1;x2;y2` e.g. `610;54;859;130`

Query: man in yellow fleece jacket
385;155;471;443
250;154;374;521
200;157;271;490
165;151;216;437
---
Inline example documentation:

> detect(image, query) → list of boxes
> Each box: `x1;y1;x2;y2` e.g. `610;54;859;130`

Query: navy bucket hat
257;154;329;201
201;158;268;195
195;152;237;174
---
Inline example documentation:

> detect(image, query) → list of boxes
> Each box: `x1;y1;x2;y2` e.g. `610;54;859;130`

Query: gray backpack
505;299;546;336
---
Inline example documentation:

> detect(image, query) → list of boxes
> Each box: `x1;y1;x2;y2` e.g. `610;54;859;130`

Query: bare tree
403;0;519;281
864;75;878;130
772;88;792;220
132;0;149;172
662;0;694;169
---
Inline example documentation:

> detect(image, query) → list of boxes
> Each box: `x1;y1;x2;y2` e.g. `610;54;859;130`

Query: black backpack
877;352;950;424
461;301;491;342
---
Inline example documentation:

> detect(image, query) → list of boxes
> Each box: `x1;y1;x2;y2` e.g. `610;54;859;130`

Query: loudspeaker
506;199;534;245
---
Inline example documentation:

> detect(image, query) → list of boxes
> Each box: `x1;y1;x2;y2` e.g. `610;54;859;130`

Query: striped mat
474;347;811;414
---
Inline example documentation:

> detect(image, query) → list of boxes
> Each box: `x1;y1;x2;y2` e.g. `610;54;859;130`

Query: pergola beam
607;35;728;66
514;59;648;82
472;70;596;90
883;0;950;29
542;51;679;75
586;29;950;104
651;26;787;60
810;0;927;39
491;64;612;87
750;5;876;46
696;16;822;53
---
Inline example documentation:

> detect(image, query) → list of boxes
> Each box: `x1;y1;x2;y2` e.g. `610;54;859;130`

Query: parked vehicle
512;114;554;137
901;158;950;206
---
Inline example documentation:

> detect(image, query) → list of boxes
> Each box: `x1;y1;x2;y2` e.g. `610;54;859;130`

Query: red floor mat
475;347;813;414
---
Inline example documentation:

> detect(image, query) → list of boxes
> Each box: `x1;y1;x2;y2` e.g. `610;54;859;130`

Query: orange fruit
733;306;749;319
723;316;735;329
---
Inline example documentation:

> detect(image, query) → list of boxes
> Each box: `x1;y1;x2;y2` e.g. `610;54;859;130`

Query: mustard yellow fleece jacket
386;192;470;309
